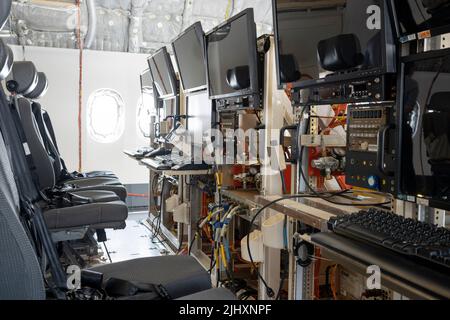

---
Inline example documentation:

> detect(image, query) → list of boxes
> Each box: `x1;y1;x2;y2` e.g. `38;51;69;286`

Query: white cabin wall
11;45;149;184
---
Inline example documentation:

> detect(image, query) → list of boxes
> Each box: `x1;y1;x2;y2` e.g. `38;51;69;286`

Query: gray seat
17;91;127;201
0;1;11;31
6;61;128;232
28;71;119;181
177;287;237;300
44;200;127;231
0;117;232;300
10;62;127;202
89;256;212;299
0;130;45;300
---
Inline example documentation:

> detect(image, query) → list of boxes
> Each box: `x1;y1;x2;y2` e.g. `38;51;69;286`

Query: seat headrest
226;66;250;90
0;0;12;31
318;34;364;72
26;72;48;100
7;61;39;95
0;40;13;80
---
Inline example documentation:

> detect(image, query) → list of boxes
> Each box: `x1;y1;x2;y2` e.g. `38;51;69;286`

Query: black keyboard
328;209;450;269
141;158;171;170
123;147;153;159
155;154;210;171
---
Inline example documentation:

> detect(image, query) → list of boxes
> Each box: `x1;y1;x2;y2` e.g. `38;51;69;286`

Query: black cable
151;178;166;241
176;223;184;254
245;187;384;299
254;111;262;125
208;256;216;274
298;162;391;207
188;232;197;256
276;250;289;300
279;170;287;194
297;108;391;207
245;191;345;299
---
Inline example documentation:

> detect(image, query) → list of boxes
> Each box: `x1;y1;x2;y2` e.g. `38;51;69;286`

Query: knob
368;175;380;189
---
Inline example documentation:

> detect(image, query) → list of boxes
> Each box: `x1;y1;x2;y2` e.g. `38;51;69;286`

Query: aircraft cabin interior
1;0;450;305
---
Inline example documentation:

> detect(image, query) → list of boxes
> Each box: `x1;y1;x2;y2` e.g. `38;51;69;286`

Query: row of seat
0;1;234;300
2;60;127;253
8;61;129;235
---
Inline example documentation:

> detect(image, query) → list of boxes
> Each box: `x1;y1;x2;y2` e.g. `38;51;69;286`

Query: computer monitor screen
273;0;395;89
172;22;207;93
393;0;450;36
140;69;153;93
399;50;450;210
148;47;177;99
205;8;259;99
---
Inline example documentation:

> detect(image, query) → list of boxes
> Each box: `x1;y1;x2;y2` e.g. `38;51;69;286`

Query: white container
173;203;189;224
165;194;179;212
241;230;264;263
261;213;285;249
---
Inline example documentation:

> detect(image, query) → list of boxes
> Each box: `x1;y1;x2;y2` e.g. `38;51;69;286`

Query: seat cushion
84;171;117;179
89;256;212;299
177;288;237;300
65;177;122;187
43;200;128;230
68;185;128;202
71;190;120;203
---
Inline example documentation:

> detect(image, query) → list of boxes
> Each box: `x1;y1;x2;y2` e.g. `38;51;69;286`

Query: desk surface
257;191;391;231
140;159;210;176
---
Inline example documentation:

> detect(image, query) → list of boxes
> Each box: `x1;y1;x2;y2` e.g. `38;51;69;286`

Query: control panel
216;93;262;112
348;108;388;153
345;104;396;193
299;75;396;106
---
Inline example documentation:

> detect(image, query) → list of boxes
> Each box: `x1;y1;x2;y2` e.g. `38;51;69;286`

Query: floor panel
100;212;168;263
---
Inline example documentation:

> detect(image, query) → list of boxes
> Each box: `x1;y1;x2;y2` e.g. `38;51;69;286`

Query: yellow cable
214;248;219;270
220;244;228;269
225;0;233;19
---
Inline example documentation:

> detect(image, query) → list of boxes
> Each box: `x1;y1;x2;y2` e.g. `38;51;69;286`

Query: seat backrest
0;43;13;80
26;72;65;182
32;101;64;180
0;0;12;30
0;28;44;299
24;73;71;179
18;97;57;190
0;129;46;300
8;62;56;191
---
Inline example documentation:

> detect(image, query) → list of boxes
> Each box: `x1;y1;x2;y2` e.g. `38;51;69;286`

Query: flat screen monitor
172;22;207;93
205;8;259;100
148;47;177;99
140;68;153;93
272;0;396;89
399;49;450;211
392;0;450;37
